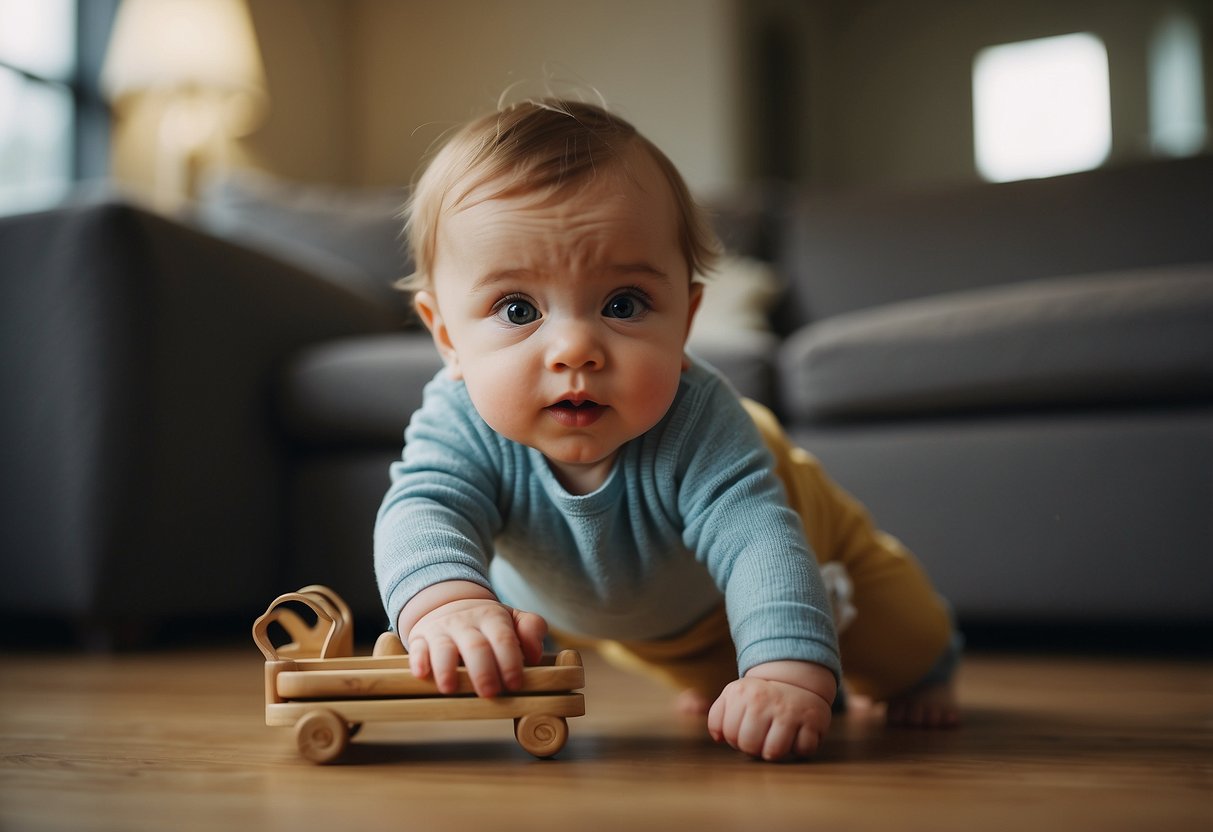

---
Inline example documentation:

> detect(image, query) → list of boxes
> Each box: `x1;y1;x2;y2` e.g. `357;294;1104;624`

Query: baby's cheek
630;363;683;426
463;372;525;433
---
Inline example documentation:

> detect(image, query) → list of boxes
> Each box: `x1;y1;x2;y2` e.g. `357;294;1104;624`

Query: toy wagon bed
253;586;585;764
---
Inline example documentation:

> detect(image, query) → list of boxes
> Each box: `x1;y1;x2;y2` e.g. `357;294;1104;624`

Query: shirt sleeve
374;374;505;631
673;375;842;681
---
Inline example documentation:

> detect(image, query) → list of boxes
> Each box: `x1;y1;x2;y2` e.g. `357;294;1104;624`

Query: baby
375;98;960;762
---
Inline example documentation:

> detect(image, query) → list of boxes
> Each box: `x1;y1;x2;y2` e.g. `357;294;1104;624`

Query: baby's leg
880;629;963;728
824;520;961;729
741;399;961;728
886;681;961;728
557;606;741;717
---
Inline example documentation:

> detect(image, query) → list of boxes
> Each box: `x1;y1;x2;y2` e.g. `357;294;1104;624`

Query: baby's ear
687;281;705;332
414;290;463;379
682;281;705;371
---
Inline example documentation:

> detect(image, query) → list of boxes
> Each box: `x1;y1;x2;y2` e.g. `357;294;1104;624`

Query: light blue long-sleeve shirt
374;359;841;679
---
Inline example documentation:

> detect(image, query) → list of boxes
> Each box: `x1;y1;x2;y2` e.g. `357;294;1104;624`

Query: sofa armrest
0;199;399;622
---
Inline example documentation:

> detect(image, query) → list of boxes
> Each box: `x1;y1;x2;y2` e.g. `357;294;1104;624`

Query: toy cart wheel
295;709;349;764
513;713;569;758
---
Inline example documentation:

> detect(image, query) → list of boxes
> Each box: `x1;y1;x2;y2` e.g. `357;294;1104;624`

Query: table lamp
101;0;268;210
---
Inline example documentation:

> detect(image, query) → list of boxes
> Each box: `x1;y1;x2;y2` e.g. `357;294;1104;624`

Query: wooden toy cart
252;586;585;764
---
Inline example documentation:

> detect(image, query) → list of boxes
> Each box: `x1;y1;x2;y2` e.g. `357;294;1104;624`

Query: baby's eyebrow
471;268;532;293
472;263;670;291
608;262;670;283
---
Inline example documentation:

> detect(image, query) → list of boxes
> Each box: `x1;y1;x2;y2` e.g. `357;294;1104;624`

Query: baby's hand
707;662;835;761
407;597;547;698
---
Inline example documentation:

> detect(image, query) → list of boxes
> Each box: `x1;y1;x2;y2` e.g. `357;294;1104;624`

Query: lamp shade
101;0;268;132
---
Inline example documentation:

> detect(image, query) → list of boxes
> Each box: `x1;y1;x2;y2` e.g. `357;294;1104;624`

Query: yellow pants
560;400;955;703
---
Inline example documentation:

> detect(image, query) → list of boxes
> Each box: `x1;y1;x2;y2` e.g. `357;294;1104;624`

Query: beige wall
346;0;742;194
243;0;354;184
793;0;1210;189
239;0;742;195
111;0;1209;200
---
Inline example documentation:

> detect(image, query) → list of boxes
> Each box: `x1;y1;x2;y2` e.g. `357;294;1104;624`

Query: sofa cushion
779;263;1213;422
776;156;1213;330
195;170;415;324
279;333;445;446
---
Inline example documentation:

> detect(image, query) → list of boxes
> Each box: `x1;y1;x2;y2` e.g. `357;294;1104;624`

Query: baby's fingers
794;723;823;758
425;633;463;694
736;708;774;759
512;609;548;666
482;618;526;692
452;629;505;698
760;720;800;762
707;693;727;743
757;720;820;762
709;685;752;751
408;636;432;680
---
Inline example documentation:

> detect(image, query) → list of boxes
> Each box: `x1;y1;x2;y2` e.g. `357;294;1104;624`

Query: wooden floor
1;641;1210;832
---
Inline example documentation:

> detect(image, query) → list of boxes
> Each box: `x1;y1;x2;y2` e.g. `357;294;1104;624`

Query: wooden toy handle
251;586;351;661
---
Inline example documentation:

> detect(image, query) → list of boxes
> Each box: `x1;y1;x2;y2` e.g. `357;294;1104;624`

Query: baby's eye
603;292;648;320
496;298;541;326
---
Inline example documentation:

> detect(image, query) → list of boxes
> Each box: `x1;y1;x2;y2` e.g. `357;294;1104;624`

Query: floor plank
1;646;1210;831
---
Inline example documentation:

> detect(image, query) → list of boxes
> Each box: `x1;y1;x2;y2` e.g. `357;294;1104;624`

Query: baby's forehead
431;167;687;283
448;153;673;226
451;169;675;237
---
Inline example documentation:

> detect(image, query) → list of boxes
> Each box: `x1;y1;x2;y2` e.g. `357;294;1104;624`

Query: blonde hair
399;98;721;294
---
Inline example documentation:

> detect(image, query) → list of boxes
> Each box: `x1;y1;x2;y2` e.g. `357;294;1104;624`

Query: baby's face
415;149;701;493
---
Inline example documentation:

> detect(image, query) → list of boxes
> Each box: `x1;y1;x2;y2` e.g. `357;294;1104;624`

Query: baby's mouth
546;399;606;427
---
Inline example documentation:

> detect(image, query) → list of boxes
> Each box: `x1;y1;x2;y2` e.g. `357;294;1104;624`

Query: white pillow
689;256;781;348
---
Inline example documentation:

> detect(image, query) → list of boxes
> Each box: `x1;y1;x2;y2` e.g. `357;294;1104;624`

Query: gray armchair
0;199;397;634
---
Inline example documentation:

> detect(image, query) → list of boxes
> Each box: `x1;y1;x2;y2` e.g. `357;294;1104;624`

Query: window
0;0;76;214
1149;9;1207;157
972;33;1112;183
0;0;116;216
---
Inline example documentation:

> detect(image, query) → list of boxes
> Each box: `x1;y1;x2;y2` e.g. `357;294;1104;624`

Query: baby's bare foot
675;688;712;717
885;681;960;729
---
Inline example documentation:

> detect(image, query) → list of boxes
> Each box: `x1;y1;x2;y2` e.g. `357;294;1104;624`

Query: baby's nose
544;320;605;371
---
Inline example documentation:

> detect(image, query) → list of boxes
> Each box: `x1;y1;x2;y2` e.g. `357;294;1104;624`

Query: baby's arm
707;660;836;761
399;581;548;698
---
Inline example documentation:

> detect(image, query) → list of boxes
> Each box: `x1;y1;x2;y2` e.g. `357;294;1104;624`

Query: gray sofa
773;159;1213;626
2;155;1210;643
